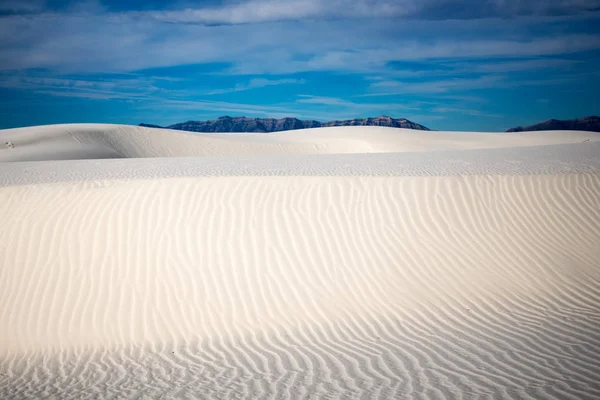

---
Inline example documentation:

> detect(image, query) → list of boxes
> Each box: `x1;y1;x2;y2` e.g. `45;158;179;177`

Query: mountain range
506;116;600;132
139;115;430;133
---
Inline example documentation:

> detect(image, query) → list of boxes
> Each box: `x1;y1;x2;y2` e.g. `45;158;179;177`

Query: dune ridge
1;124;600;398
1;123;599;162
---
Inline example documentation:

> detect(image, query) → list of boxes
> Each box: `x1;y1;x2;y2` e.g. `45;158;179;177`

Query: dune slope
1;124;599;399
1;123;599;162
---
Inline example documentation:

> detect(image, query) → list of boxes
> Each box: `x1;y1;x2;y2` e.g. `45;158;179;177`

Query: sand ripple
1;172;599;398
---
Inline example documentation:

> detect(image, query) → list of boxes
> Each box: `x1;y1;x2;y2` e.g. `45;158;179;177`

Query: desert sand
1;124;599;399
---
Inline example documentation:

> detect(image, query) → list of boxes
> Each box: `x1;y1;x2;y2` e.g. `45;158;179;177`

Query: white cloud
206;78;305;95
0;0;45;13
431;106;501;118
295;95;422;115
150;0;416;25
0;7;598;75
296;95;358;107
0;74;181;101
151;98;297;116
147;0;599;25
0;75;304;116
223;35;600;75
361;71;587;96
398;35;600;59
444;58;581;73
365;76;506;94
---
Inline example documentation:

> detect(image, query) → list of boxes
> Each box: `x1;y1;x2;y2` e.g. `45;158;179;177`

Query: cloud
224;35;600;75
361;70;589;96
149;0;416;25
5;1;596;22
444;58;582;73
296;94;420;110
147;0;599;25
0;6;598;75
295;95;422;118
431;106;501;118
0;0;45;13
149;98;297;116
296;95;358;107
64;0;107;14
0;74;182;101
1;76;118;90
0;73;304;116
0;70;420;120
206;78;305;94
138;97;410;123
364;76;506;94
399;35;600;60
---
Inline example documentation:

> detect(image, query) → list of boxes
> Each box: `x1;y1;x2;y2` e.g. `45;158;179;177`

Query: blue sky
1;0;599;131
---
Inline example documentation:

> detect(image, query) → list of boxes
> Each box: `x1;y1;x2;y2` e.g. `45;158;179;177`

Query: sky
0;0;599;131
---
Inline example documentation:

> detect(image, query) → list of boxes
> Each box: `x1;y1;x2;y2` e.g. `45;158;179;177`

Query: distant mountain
506;116;600;132
138;123;163;129
139;115;430;133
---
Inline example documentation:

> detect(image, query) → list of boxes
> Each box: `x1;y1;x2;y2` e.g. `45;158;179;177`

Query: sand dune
1;124;600;398
1;123;599;162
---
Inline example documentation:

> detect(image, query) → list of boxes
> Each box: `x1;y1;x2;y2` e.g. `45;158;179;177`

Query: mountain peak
140;116;430;133
506;116;600;132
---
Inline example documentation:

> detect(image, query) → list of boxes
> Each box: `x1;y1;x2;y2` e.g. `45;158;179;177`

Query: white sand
1;123;599;162
1;124;600;399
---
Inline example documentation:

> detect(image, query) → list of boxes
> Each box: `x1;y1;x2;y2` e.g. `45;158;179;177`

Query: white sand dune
1;124;600;399
1;123;599;162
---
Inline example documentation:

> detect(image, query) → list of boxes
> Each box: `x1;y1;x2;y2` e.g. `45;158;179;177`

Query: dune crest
1;123;599;162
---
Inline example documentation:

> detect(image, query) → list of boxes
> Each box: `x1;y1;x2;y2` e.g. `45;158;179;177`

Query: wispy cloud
362;76;506;95
296;95;358;107
149;0;414;25
0;74;188;101
224;35;600;75
293;95;423;121
431;106;501;118
1;7;598;74
206;78;305;95
5;0;597;22
446;58;581;73
5;80;305;117
152;98;296;116
297;94;420;110
148;0;599;25
361;71;587;97
139;97;395;123
0;0;45;13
